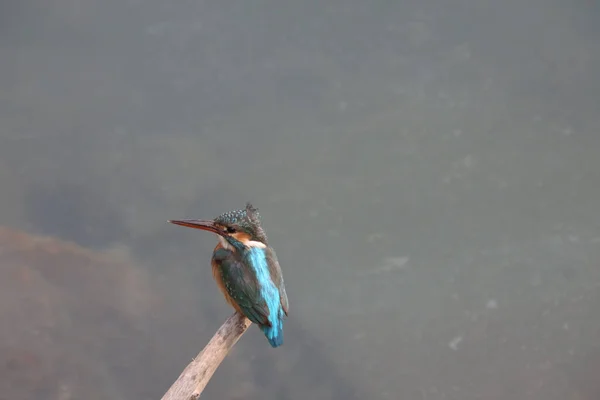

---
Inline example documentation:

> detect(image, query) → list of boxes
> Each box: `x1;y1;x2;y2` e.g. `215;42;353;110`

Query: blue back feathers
245;247;285;347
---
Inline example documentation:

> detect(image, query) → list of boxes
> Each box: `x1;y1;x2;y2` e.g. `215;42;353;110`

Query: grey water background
1;0;600;399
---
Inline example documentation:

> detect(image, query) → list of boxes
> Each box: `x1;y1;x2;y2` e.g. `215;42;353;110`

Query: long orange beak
168;219;225;236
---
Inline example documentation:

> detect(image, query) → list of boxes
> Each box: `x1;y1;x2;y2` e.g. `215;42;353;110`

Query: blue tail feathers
260;312;285;348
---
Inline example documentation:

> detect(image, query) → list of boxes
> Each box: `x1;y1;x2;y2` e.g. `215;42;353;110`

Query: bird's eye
225;227;236;233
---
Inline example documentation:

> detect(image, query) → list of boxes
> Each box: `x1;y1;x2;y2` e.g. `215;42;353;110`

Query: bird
169;202;289;348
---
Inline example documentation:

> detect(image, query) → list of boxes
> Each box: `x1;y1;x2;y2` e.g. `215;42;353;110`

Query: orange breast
211;244;244;315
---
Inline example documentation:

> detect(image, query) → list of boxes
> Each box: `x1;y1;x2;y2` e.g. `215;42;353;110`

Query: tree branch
161;312;252;400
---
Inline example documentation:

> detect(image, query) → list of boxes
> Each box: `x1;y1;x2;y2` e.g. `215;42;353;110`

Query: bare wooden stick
161;312;252;400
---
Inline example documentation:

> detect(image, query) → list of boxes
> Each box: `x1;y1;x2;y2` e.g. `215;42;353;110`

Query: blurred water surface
1;0;600;399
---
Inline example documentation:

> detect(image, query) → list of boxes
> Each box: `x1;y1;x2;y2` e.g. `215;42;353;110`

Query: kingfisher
169;203;289;348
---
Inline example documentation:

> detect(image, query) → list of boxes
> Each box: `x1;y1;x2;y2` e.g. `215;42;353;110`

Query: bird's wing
213;248;272;326
264;247;289;316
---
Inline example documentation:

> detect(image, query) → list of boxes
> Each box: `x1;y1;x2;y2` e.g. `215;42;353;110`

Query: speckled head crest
214;202;268;243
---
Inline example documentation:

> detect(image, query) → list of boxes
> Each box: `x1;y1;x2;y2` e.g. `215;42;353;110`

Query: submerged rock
0;227;154;400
